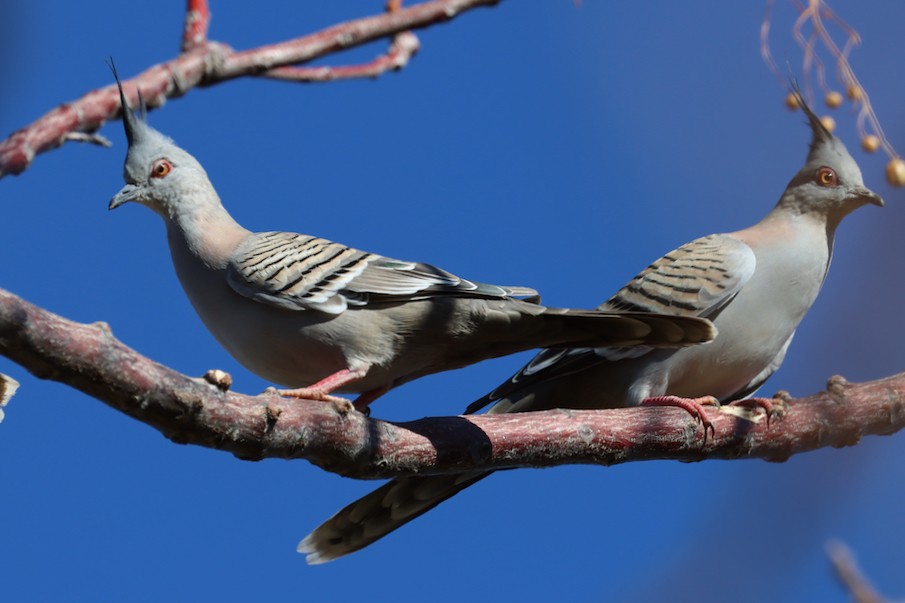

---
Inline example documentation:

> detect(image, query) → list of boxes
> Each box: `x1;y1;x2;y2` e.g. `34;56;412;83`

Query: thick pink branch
1;287;903;479
0;0;499;179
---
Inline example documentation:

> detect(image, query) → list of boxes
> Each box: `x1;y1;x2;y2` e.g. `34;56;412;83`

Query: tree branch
1;287;903;479
0;0;498;179
261;32;420;83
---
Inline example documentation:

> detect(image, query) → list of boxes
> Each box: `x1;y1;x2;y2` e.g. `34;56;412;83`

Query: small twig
63;132;112;147
760;1;899;162
181;0;212;52
262;32;420;83
827;540;889;603
263;0;419;83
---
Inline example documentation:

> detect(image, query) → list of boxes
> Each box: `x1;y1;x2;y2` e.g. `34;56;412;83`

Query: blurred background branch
828;541;892;603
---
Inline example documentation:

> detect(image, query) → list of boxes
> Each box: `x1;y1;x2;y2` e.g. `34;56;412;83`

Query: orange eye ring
816;167;837;187
151;159;172;179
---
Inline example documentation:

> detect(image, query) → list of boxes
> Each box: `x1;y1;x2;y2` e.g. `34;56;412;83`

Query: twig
827;541;889;603
0;0;499;179
760;1;899;160
181;0;211;52
63;132;112;147
1;286;904;479
262;32;420;83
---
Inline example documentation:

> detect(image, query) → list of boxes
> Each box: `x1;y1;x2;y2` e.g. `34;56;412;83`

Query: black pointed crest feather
107;58;147;147
789;80;834;154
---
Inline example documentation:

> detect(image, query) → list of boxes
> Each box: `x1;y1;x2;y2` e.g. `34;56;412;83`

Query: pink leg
351;385;391;414
268;367;368;404
641;395;720;440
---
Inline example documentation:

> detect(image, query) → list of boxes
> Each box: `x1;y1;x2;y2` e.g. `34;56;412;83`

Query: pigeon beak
851;185;884;207
109;184;140;210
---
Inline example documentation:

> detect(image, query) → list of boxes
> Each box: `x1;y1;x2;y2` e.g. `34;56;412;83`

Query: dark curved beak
109;184;140;210
851;185;884;207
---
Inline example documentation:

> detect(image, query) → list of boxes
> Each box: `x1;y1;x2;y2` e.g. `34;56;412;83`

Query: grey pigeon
108;73;715;410
298;91;883;563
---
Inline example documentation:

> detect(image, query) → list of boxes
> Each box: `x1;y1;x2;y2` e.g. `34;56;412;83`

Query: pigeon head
108;66;214;222
779;89;883;223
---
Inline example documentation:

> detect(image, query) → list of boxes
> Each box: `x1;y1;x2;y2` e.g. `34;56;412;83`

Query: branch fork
0;0;498;178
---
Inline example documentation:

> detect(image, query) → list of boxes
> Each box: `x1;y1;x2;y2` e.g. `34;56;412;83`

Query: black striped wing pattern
468;234;756;412
226;231;538;314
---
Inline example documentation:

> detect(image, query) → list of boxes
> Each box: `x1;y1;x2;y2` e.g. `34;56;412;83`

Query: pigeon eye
151;159;172;179
816;167;837;187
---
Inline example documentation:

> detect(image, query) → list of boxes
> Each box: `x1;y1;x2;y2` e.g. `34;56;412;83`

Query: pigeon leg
267;367;369;404
350;385;391;413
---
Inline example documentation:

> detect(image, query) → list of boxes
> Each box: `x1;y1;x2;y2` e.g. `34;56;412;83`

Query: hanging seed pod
886;158;905;187
825;91;843;108
785;92;800;110
861;135;880;153
819;115;836;132
846;84;863;102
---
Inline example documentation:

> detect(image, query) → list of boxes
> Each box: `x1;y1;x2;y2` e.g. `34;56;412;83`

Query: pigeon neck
757;199;838;273
166;195;250;269
772;188;852;236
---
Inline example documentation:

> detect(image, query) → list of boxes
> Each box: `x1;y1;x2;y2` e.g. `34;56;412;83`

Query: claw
260;367;370;407
641;395;719;442
265;386;351;404
727;397;781;427
351;385;390;415
260;367;387;416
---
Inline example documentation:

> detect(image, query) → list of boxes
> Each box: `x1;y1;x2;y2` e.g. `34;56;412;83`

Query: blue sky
2;2;904;602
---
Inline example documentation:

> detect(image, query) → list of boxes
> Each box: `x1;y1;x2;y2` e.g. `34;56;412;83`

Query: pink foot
641;395;720;441
266;386;350;404
265;367;372;410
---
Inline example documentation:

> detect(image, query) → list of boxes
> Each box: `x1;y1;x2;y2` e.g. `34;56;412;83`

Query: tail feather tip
297;535;331;565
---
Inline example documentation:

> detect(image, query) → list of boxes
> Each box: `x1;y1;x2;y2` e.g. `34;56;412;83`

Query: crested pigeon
108;73;715;410
298;91;883;563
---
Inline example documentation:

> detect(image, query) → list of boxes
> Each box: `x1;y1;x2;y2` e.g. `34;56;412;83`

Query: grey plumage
108;70;715;408
299;90;883;564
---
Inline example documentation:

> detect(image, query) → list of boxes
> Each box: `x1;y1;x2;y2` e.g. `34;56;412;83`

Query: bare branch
262;32;420;83
1;286;903;479
0;0;499;179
